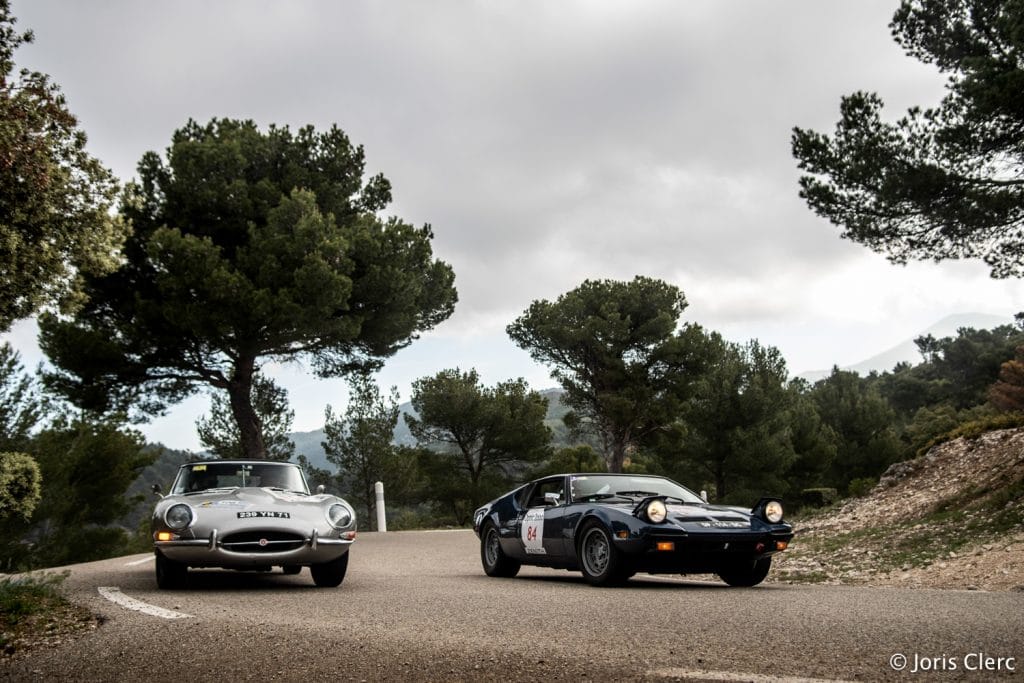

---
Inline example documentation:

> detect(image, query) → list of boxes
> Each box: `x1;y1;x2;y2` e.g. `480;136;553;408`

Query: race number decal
521;508;546;555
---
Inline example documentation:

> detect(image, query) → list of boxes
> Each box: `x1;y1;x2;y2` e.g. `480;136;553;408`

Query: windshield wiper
615;490;662;498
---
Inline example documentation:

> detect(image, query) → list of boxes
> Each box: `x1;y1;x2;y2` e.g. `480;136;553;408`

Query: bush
0;452;42;521
847;477;877;498
920;412;1024;455
800;487;838;508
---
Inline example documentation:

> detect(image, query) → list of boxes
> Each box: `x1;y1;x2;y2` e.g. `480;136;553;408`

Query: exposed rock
772;427;1024;591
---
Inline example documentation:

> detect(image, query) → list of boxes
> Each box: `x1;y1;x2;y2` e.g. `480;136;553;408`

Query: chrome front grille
220;531;305;553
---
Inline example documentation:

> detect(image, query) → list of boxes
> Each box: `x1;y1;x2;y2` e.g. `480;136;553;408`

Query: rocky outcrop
772;428;1024;591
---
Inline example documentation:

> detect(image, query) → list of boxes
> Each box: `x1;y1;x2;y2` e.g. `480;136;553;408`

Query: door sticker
522;507;546;555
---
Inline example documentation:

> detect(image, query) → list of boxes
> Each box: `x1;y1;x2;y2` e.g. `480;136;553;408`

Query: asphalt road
2;530;1022;682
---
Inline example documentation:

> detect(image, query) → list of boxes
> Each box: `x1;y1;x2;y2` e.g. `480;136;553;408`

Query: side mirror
544;492;561;506
699;490;708;504
151;483;163;498
316;485;326;494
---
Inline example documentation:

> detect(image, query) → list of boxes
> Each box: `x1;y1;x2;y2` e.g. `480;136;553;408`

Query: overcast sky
4;1;1022;450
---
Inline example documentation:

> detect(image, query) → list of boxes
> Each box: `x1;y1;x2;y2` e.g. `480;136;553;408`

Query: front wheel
577;522;629;586
481;523;520;578
310;552;349;587
155;551;188;590
717;557;772;587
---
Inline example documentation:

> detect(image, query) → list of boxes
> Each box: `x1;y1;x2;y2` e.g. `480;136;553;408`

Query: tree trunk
227;358;268;460
606;438;627;473
714;464;726;502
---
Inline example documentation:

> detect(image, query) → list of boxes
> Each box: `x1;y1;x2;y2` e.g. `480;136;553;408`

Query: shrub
0;452;42;521
847;477;877;498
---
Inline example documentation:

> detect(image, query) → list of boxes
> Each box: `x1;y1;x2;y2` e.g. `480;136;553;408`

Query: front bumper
615;528;794;574
154;527;354;568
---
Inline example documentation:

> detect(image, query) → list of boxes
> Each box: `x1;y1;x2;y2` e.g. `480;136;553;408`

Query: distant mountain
289;388;570;472
799;312;1014;382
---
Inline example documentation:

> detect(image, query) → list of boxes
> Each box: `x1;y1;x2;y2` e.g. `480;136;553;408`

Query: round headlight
646;499;667;524
327;503;353;529
764;500;784;524
164;503;194;530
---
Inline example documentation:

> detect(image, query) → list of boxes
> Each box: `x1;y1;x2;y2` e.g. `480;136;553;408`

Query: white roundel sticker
522;507;546;555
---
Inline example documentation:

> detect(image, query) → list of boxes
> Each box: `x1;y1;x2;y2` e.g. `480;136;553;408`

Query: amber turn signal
656;541;675;552
155;531;173;542
775;540;789;551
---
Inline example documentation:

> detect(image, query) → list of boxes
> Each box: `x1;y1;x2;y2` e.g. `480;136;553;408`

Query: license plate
237;511;291;519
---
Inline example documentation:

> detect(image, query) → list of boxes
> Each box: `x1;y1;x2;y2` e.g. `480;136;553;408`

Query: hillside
798;312;1013;381
773;427;1024;591
288;388;570;472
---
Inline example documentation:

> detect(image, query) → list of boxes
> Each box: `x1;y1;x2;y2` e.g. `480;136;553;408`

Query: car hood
182;487;328;506
591;500;750;519
157;487;340;524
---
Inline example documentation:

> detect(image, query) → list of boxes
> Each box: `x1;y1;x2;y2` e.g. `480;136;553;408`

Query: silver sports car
151;460;356;589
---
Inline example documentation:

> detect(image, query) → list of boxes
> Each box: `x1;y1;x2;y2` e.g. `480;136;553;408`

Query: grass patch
0;572;95;657
794;500;1023;576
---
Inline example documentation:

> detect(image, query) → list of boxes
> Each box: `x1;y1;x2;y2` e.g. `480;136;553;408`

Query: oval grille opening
220;531;305;553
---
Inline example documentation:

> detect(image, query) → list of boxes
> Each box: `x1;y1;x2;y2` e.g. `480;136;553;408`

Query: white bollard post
374;481;387;532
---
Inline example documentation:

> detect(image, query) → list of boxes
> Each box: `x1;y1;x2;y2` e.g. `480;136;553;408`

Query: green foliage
507;276;714;472
0;418;154;570
0;343;43;453
530;444;606;479
847;477;878;498
39;118;456;459
792;0;1024;278
809;368;903;494
0;1;128;330
322;375;419;529
0;571;66;620
0;451;40;521
785;387;839;493
407;368;552;516
875;324;1024;417
919;410;1024;453
196;374;295;461
657;338;798;502
799;487;839;508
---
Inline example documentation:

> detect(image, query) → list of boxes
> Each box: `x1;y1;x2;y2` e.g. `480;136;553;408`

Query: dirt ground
770;428;1024;591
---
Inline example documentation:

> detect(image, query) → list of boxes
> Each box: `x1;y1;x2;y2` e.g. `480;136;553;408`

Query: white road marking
649;669;857;683
124;556;154;566
98;587;193;619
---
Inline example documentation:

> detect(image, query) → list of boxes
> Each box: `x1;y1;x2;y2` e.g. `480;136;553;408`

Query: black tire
310;552;349;587
282;565;302;575
577;522;629;586
717;557;772;587
481;523;521;578
155;551;188;590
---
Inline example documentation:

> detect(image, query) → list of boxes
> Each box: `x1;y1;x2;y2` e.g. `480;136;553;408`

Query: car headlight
327;503;353;529
764;500;784;524
164;503;194;530
646;499;667;524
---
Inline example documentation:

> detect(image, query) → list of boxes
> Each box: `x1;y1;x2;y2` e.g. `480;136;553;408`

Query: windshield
569;475;704;504
171;462;309;495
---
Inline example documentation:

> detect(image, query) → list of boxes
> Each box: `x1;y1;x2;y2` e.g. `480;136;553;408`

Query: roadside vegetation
0;573;95;658
1;0;1021;661
775;427;1024;588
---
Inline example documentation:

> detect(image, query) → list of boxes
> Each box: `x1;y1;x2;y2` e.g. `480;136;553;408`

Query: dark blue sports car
472;473;794;587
